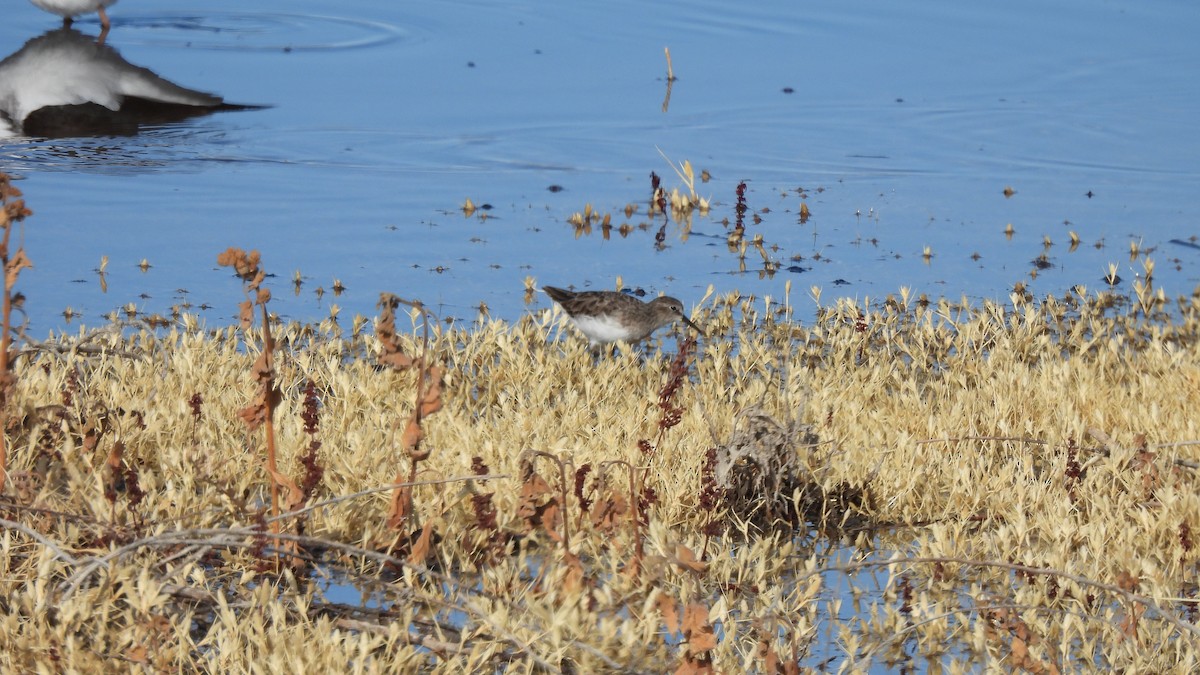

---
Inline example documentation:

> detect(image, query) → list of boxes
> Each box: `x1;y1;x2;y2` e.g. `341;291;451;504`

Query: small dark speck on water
1086;191;1094;198
467;61;475;68
547;185;564;192
895;97;904;103
782;87;794;94
832;279;851;286
1169;239;1200;251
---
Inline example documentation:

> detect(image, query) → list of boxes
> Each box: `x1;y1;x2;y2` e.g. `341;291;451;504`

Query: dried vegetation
2;177;1200;672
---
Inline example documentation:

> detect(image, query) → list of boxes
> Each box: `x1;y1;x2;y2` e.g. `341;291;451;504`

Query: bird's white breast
570;314;633;345
30;0;117;18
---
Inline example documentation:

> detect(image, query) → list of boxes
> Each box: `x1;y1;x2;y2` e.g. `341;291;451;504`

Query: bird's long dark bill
679;314;705;337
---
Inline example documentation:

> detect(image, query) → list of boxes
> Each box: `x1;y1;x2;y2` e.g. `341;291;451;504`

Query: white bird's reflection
0;28;252;139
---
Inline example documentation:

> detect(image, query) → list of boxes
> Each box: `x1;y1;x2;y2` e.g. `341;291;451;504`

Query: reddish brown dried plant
0;173;32;495
217;248;304;562
376;293;445;535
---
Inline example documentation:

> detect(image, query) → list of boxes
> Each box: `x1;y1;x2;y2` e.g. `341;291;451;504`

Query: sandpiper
30;0;118;31
543;285;704;349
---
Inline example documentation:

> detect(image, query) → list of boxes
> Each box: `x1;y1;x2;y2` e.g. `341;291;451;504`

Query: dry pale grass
1;281;1199;673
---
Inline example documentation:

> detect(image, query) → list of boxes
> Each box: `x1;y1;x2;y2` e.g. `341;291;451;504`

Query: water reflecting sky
1;0;1198;333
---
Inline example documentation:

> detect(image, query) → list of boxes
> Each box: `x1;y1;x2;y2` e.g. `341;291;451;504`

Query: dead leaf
1119;602;1144;641
590;491;628;534
759;635;779;674
238;300;254;329
400;415;428;461
237;396;268;431
540;500;564;543
656;592;680;634
103;429;122;468
621;552;644;581
265;465;305;513
1010;634;1030;669
674;545;707;574
561;551;586;594
1116;570;1139;592
518;470;559;534
418;367;444;416
682;603;717;652
374;294;413;369
386;480;412;530
380;351;414;370
145;614;171;634
5;248;33;290
984;607;1060;675
82;418;102;454
250;349;274;380
125;645;149;664
102;439;124;496
278;538;306;572
408;522;435;565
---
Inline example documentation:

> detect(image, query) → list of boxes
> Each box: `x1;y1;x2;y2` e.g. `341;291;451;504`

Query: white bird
29;0;119;31
0;28;228;138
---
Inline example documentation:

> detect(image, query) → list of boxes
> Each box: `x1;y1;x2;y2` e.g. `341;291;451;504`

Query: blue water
1;0;1198;333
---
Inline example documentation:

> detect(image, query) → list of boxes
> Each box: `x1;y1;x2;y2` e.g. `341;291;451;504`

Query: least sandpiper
543;285;703;349
30;0;118;31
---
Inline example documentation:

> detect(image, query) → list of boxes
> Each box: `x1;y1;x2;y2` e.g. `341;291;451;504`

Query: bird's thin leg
95;9;111;43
